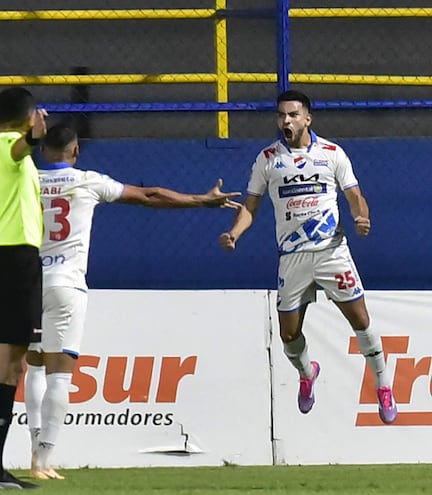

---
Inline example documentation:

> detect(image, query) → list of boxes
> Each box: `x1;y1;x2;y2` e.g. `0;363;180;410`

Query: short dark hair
43;124;77;150
0;87;36;124
277;90;312;113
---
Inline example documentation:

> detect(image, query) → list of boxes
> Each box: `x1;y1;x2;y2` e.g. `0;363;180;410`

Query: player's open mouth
283;128;293;139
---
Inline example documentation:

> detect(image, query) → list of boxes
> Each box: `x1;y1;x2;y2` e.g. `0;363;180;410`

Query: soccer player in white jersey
220;90;397;425
24;124;241;480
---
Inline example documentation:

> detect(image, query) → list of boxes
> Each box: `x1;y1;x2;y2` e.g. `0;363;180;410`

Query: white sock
283;334;314;378
30;428;41;458
24;364;47;448
354;326;390;388
39;372;72;447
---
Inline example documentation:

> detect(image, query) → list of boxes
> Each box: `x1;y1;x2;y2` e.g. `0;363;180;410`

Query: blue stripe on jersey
38;162;73;170
62;348;79;357
278;209;338;254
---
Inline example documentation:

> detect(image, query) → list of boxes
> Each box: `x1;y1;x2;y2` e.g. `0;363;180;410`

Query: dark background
1;1;431;138
2;2;430;289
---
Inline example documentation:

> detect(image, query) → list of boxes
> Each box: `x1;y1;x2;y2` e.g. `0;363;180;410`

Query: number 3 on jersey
43;198;71;241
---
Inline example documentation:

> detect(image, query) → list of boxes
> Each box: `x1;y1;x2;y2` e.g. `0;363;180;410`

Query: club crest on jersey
294;156;307;169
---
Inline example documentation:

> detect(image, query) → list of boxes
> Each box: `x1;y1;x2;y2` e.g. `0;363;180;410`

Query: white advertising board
7;290;273;469
270;290;432;465
6;289;432;469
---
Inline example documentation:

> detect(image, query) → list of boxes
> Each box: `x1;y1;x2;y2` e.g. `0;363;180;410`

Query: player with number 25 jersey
220;90;397;426
248;131;358;255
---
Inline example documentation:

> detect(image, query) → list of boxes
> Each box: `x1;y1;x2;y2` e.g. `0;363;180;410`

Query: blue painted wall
66;138;432;290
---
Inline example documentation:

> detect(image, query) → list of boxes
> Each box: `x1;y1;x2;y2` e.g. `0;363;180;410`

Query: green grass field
11;464;432;494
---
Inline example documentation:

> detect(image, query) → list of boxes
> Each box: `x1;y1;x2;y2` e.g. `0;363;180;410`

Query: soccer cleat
298;361;320;414
30;469;50;481
31;452;65;481
30;451;48;480
0;470;39;489
377;386;398;424
30;467;64;480
41;468;64;480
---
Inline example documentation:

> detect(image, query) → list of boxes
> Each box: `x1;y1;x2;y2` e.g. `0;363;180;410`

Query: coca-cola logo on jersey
286;196;319;209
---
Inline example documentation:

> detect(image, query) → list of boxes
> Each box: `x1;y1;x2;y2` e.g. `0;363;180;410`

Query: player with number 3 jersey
25;124;241;481
40;167;124;291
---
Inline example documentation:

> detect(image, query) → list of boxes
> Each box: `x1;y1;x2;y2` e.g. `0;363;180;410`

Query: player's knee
7;360;25;386
350;313;370;331
279;328;301;343
26;349;43;366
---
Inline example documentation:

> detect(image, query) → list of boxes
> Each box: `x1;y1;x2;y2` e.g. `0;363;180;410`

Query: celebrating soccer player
220;90;397;425
25;124;241;480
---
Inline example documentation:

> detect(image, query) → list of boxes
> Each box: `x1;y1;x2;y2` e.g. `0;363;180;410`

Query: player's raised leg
279;306;320;414
335;297;397;424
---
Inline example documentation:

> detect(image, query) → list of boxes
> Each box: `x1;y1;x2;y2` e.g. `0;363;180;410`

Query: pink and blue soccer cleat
298;361;320;414
377;386;398;424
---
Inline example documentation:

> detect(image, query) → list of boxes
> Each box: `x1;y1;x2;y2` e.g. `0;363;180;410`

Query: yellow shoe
30;469;50;480
43;467;65;480
30;467;65;480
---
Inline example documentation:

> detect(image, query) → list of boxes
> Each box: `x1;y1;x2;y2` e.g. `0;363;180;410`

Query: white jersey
247;131;358;254
39;164;124;290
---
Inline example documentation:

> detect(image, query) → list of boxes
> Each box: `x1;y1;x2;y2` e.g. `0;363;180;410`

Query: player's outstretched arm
116;178;241;209
220;194;262;251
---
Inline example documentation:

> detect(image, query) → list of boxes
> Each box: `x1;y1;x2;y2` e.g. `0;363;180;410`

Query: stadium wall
60;137;432;291
8;290;432;467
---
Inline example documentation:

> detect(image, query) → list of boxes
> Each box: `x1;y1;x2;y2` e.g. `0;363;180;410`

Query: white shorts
277;243;364;312
28;286;88;356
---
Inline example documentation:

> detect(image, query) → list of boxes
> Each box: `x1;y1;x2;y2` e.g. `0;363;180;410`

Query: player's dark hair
43;124;77;151
0;87;36;125
277;90;312;113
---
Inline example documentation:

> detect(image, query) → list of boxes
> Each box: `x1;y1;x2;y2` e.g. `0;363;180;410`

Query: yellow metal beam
1;73;430;86
215;0;229;138
1;8;430;20
289;8;432;18
289;73;432;85
0;74;218;85
0;10;216;20
228;73;277;83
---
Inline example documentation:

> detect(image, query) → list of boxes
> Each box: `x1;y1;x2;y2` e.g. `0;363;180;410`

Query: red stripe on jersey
263;147;276;159
320;144;337;151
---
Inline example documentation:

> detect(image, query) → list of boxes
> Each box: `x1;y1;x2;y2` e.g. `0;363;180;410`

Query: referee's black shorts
0;245;42;345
